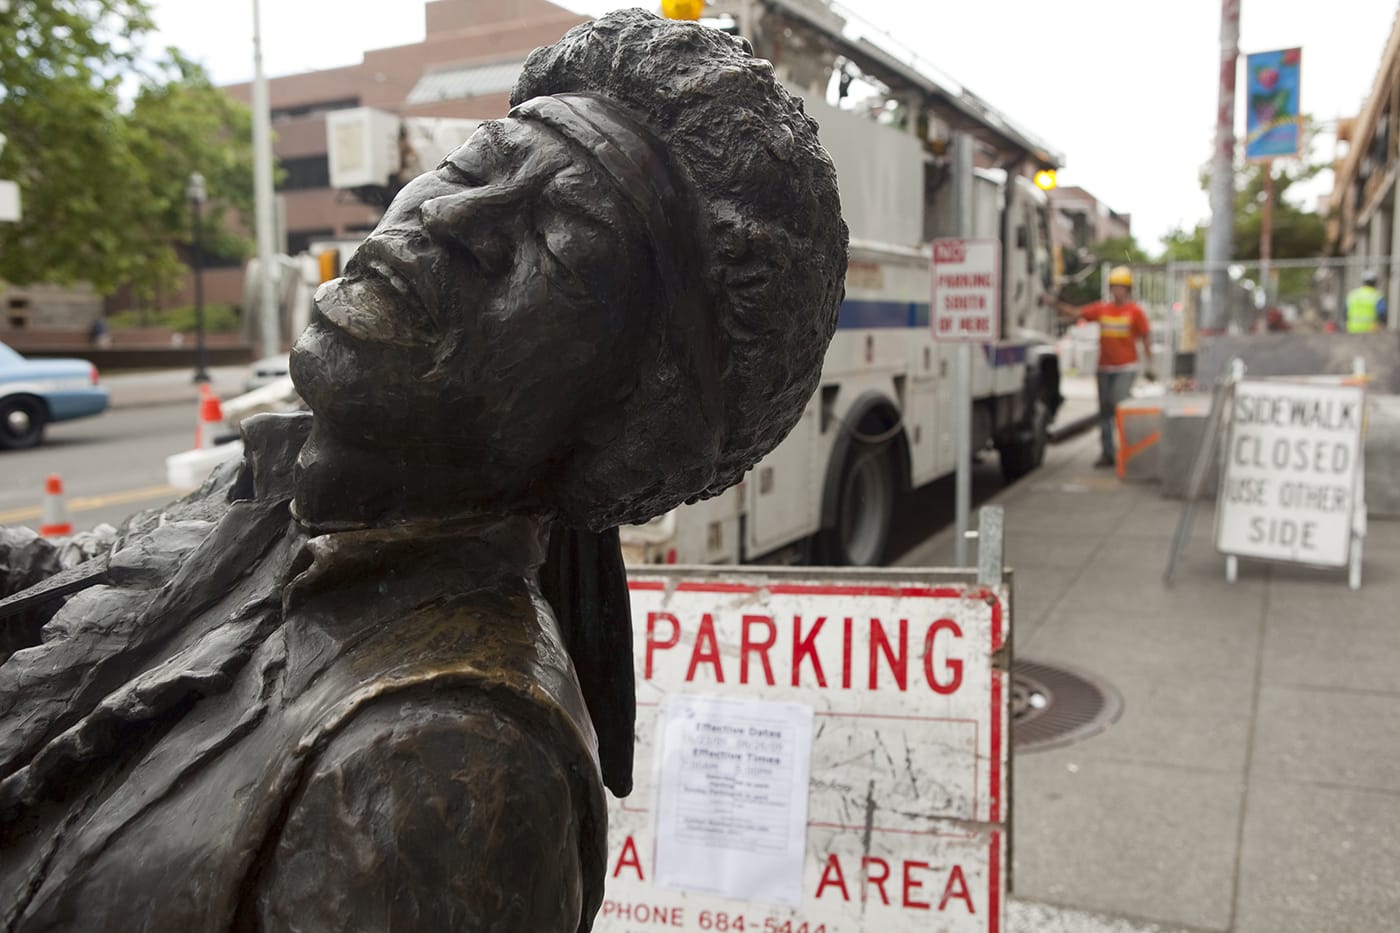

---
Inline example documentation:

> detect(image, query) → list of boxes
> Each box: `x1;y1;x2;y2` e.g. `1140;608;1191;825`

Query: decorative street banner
1245;48;1302;161
932;238;1001;342
600;568;1010;933
1216;379;1365;567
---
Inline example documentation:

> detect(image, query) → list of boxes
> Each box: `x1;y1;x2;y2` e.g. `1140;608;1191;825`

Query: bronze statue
0;10;845;930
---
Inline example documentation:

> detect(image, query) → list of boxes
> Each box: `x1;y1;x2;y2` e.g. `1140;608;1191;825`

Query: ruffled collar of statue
283;511;551;615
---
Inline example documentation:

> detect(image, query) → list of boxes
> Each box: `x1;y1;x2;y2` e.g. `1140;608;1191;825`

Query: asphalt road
1;396;1084;553
887;453;1010;564
0;402;194;532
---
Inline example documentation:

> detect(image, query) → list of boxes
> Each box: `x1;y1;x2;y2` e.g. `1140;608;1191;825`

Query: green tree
0;1;253;301
122;50;254;301
1060;234;1153;304
1158;125;1327;263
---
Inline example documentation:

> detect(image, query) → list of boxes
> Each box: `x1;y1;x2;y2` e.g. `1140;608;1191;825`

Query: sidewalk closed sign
600;569;1010;933
932;238;1000;341
1216;380;1365;567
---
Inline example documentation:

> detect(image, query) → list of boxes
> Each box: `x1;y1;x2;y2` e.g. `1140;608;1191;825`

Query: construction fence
1057;257;1396;381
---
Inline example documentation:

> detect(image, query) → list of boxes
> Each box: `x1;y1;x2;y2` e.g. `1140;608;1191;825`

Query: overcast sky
148;0;1399;249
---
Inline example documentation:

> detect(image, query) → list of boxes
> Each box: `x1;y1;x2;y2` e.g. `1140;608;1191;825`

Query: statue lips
313;237;441;347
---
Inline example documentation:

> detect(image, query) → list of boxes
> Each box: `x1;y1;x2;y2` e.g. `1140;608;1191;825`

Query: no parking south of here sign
932;239;1000;342
597;568;1011;933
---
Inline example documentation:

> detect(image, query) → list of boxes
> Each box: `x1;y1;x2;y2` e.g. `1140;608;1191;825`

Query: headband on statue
510;93;722;433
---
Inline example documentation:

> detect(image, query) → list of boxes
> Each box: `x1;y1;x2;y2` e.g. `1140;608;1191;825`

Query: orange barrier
1114;405;1163;481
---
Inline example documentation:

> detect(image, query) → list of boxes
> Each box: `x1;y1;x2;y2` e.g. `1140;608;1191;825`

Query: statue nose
421;192;514;279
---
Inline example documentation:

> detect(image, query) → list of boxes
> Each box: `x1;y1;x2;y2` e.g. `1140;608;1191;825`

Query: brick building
1048;185;1132;256
194;0;588;309
1328;4;1400;323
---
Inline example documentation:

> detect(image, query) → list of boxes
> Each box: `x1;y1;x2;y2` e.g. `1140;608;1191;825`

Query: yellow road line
0;484;182;525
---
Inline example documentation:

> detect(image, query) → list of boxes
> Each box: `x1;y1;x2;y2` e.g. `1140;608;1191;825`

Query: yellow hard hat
1108;266;1133;287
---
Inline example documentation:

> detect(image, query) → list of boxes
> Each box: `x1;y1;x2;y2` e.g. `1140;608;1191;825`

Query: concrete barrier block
1365;395;1400;518
1197;333;1400;393
166;441;244;491
1160;402;1220;499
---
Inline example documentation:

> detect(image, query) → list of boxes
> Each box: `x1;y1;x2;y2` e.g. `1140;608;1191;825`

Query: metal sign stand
952;132;975;568
955;341;973;566
1164;358;1242;586
977;505;1005;587
1348;357;1367;591
1223;362;1245;584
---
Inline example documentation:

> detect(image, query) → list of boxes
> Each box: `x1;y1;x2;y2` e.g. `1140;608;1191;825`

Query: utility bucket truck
620;0;1064;567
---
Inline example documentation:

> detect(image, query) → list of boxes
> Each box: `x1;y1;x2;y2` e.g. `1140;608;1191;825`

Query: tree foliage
1158;124;1327;263
1059;234;1153;304
0;1;253;301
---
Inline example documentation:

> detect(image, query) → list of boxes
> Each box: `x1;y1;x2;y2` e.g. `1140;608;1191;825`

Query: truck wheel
998;400;1048;483
0;397;46;450
816;444;895;566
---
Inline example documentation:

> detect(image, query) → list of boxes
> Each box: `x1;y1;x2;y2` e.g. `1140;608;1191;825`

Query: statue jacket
0;413;608;932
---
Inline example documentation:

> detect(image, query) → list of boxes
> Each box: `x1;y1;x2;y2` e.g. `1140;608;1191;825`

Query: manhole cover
1011;658;1123;752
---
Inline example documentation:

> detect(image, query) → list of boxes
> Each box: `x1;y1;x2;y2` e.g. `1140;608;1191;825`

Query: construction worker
1345;271;1382;333
1055;266;1152;468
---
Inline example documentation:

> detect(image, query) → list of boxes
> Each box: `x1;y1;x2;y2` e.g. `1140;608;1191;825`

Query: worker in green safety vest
1345;270;1382;333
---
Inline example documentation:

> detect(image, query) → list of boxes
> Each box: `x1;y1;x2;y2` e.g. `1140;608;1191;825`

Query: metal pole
189;174;209;384
953;132;974;567
1388;193;1400;331
1205;0;1240;334
1260;161;1274;306
251;0;279;359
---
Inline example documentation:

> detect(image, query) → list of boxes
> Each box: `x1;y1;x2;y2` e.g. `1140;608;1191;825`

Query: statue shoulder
253;688;605;930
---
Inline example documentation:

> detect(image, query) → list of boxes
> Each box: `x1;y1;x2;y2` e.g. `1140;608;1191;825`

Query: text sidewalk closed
1216;379;1365;567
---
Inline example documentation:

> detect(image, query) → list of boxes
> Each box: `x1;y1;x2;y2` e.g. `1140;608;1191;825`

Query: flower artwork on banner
1245;48;1302;161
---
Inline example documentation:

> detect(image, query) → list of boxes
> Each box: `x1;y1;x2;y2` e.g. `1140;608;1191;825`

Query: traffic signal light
661;0;703;20
317;249;340;283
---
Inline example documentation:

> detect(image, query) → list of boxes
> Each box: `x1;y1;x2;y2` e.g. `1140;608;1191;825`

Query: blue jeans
1096;370;1137;460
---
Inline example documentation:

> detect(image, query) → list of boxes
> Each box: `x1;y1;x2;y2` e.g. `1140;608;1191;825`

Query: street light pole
251;0;280;358
187;172;210;384
1205;0;1240;333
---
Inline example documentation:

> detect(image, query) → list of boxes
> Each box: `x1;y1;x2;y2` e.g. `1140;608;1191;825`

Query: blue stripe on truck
837;300;1028;368
837;299;930;329
985;345;1026;366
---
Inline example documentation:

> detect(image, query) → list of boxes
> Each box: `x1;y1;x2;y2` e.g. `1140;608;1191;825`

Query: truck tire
997;399;1048;483
814;443;896;566
0;397;47;450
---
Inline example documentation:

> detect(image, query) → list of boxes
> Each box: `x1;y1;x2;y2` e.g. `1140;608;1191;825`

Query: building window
277;155;331;192
271;98;360;121
287;228;336;256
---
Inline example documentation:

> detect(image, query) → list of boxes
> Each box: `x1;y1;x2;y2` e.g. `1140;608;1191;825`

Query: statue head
291;9;847;532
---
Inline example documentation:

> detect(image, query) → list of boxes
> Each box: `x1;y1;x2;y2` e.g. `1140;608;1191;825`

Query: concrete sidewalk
101;365;247;409
900;416;1400;931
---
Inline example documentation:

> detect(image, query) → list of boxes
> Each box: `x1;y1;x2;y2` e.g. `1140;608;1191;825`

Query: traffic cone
196;391;223;450
194;384;213;449
39;474;74;538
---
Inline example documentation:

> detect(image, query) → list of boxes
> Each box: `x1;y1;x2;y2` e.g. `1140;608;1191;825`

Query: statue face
291;115;654;469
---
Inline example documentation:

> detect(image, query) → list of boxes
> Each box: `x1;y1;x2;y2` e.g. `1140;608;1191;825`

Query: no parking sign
932;238;1000;342
599;568;1011;933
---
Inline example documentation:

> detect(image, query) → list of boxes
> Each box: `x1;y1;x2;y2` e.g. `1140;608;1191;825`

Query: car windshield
0;342;25;366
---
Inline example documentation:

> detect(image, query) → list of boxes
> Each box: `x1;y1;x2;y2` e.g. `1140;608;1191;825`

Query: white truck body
620;88;1059;567
326;107;482;192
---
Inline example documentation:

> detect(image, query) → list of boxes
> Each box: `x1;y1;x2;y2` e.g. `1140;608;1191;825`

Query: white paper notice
653;695;815;907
